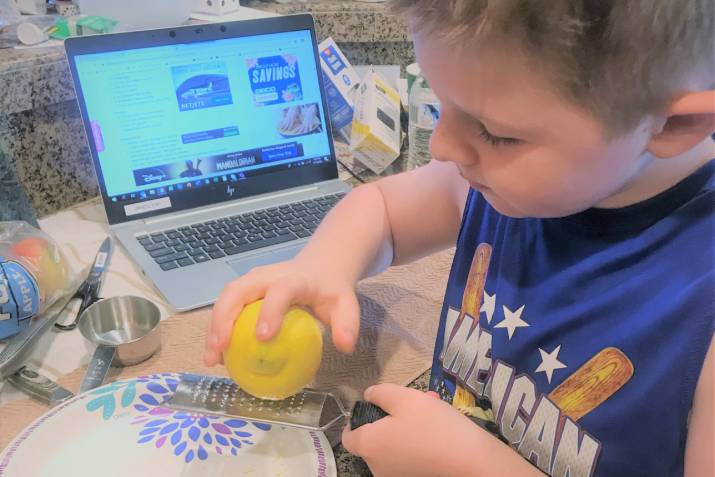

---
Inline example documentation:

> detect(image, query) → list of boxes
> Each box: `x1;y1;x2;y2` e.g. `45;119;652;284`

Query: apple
9;236;69;299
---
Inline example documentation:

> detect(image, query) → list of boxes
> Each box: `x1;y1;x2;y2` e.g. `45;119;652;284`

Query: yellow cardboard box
349;67;401;174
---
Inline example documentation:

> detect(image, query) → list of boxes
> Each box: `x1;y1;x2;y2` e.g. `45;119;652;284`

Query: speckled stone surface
242;0;410;43
0;47;70;115
339;41;414;74
248;0;387;13
0;43;65;75
0;137;38;226
0;100;97;216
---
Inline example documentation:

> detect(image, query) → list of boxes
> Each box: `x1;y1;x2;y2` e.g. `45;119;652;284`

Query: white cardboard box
349;66;401;174
318;37;361;138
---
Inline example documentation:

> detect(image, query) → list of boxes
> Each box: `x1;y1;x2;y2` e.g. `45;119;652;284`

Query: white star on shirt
494;304;529;339
480;292;496;324
536;345;567;384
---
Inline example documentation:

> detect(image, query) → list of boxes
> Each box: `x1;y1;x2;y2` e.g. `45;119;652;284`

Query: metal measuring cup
78;296;161;393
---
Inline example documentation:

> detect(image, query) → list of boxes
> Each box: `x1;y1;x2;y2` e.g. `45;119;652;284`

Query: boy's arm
450;423;547;476
298;159;469;282
376;159;469;266
206;160;469;359
684;338;714;477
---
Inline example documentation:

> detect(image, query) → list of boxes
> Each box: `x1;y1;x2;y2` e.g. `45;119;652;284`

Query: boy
205;1;714;475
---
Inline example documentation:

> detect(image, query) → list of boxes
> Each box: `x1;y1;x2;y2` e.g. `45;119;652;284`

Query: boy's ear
646;91;715;158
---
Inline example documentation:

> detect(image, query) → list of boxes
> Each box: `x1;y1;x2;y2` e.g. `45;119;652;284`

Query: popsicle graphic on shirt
451;243;492;412
444;242;634;438
548;347;634;422
453;346;635;432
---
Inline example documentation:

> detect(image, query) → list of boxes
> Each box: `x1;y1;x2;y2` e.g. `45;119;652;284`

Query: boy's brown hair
388;0;714;135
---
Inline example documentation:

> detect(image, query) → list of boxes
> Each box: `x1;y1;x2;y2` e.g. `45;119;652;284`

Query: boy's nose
429;116;477;166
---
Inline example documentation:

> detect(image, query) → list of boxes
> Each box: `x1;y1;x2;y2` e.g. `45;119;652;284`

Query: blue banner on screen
132;142;305;186
247;55;303;107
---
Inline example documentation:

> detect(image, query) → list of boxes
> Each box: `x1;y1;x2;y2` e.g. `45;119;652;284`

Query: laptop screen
69;19;338;224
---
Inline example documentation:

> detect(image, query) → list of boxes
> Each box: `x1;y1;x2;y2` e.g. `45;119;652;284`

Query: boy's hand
342;384;483;477
203;259;360;366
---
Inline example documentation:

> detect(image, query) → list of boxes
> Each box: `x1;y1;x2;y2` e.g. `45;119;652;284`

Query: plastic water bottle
407;74;440;170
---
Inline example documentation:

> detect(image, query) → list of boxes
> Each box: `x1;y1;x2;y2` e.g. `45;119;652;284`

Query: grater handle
350;401;388;430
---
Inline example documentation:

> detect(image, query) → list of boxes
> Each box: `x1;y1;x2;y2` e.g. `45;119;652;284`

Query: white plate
0;373;336;477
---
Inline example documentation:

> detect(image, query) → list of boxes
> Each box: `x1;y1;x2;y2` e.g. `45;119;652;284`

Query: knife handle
55;289;94;331
80;345;116;394
7;366;74;407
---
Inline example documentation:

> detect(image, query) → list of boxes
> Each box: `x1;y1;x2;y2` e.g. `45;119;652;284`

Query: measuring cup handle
350;401;389;430
79;345;116;394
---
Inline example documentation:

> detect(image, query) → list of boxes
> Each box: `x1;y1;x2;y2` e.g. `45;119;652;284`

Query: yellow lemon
224;300;323;400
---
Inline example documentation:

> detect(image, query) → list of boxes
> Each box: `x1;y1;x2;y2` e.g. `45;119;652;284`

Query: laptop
65;15;350;311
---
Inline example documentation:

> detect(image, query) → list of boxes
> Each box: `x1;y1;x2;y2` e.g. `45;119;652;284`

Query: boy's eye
476;121;521;147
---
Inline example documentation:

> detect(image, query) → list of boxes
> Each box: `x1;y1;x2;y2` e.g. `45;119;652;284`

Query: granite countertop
243;0;408;43
246;0;389;13
0;0;408;116
0;43;63;74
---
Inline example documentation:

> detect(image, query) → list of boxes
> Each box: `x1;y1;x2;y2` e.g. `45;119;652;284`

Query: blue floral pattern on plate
84;373;272;463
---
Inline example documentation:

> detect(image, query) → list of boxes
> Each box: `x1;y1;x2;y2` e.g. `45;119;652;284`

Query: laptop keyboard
135;193;346;271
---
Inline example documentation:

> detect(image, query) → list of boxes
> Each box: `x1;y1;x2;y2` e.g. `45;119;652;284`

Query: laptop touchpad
226;245;301;277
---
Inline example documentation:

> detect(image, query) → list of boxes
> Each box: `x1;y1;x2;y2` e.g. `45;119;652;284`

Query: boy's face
415;31;654;218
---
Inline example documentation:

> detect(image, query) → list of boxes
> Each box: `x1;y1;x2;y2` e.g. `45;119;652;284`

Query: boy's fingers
342;416;390;459
342;422;382;458
341;424;362;456
209;270;270;349
203;325;217;365
256;275;311;341
329;292;360;353
203;348;222;366
363;383;415;415
203;324;227;366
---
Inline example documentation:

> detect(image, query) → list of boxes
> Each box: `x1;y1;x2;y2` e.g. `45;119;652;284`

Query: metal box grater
166;373;352;432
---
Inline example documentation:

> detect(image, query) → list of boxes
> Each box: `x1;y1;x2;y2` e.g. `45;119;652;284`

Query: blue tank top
430;161;714;476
